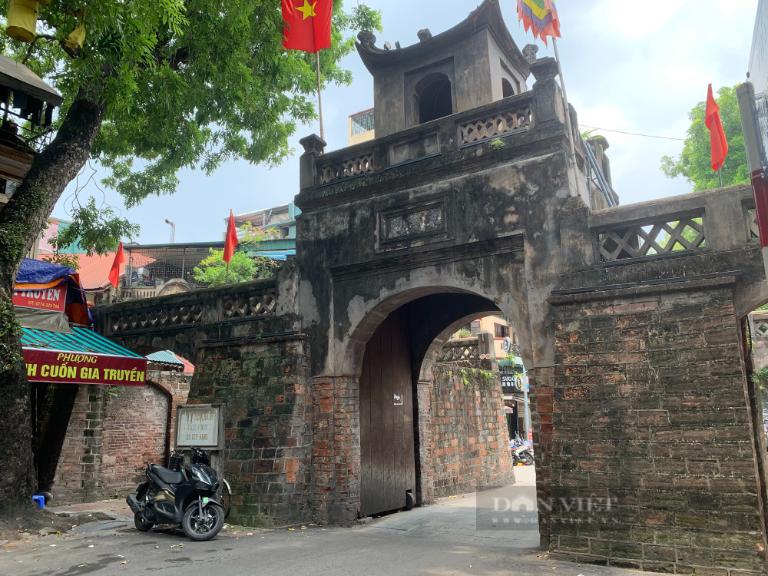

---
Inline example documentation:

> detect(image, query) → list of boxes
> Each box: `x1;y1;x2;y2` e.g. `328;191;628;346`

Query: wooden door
360;309;416;516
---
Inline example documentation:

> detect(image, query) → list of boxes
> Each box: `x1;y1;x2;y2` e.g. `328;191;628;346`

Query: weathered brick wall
190;336;311;527
51;370;191;505
98;384;169;498
429;364;513;498
52;386;106;503
551;284;767;574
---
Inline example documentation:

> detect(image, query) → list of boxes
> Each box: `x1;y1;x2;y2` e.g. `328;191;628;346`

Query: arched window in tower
502;78;515;98
415;73;453;124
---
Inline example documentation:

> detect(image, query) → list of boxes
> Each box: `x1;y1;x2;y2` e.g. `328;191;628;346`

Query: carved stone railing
308;93;535;191
438;338;481;364
117;286;161;301
318;150;375;185
458;105;532;145
94;279;279;337
596;214;707;261
589;185;755;263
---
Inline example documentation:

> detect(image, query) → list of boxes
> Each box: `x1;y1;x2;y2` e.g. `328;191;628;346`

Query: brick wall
428;364;513;498
190;336;312;527
50;370;191;505
550;284;767;574
98;384;169;498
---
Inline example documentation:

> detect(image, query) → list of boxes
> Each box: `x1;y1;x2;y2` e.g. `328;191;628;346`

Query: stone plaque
176;404;222;449
380;201;447;250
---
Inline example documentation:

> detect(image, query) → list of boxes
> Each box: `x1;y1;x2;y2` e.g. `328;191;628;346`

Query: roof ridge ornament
357;30;376;49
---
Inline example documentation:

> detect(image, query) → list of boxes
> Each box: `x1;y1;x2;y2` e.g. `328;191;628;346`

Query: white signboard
176;405;222;449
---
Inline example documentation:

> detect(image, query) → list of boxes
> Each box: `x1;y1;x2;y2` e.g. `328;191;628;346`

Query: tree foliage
193;223;283;286
1;0;381;251
193;249;278;286
661;85;749;191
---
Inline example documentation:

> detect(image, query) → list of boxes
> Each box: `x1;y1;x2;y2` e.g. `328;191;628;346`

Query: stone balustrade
589;185;755;263
305;91;535;189
95;278;279;338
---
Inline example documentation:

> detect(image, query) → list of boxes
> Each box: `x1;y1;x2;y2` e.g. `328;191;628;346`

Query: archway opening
357;290;539;545
416;73;453;124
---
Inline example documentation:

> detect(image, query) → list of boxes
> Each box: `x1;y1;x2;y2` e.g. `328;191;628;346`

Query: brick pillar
51;385;106;504
528;365;554;548
311;375;360;524
416;379;434;506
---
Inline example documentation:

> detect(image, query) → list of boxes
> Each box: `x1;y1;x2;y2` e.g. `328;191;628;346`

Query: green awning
21;326;144;358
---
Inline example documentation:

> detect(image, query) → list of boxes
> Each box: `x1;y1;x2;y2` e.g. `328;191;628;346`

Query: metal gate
359;309;416;516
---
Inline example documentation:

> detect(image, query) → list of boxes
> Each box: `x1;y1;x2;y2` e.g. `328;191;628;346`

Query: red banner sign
13;285;68;312
23;348;147;386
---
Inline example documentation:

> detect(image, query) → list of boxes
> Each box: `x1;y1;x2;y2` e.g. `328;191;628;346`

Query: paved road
0;468;641;576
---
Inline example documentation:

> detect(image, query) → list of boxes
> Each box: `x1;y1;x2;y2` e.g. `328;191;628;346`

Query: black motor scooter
127;448;231;541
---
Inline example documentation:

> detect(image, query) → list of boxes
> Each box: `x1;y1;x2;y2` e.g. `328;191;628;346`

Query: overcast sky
51;0;760;244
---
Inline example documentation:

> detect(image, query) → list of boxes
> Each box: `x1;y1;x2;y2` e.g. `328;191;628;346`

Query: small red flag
282;0;332;53
223;210;238;264
108;242;124;288
705;84;729;172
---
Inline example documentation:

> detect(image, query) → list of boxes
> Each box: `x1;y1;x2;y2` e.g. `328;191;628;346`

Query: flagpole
315;51;325;141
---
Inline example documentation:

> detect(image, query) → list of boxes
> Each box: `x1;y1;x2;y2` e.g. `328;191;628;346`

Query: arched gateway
95;2;768;572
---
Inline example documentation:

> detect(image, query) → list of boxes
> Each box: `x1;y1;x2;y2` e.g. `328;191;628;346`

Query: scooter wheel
521;453;534;466
182;503;225;541
134;512;154;532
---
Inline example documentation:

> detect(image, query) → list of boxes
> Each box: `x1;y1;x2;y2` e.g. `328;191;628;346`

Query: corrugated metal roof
146;350;184;366
20;326;144;358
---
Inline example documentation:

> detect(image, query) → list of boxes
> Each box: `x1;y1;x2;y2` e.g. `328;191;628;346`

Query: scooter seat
150;464;184;485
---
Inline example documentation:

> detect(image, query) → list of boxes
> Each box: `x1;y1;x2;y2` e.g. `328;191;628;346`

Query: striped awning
21;327;147;386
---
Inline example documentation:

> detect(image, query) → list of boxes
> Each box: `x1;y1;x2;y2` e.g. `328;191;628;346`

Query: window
502;78;515;98
415;73;453;124
494;323;510;338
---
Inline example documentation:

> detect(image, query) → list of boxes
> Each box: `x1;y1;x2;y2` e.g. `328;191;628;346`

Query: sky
51;0;760;245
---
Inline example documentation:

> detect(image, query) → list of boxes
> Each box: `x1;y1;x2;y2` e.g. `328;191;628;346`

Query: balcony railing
589;185;755;263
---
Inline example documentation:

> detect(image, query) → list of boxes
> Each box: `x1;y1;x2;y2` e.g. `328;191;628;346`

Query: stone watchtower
356;0;530;138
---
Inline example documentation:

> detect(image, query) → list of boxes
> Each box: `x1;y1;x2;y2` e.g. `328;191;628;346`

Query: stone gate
94;1;768;572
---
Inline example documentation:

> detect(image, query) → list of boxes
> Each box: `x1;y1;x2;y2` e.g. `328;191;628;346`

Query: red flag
282;0;332;53
108;242;124;288
705;84;729;172
223;210;238;264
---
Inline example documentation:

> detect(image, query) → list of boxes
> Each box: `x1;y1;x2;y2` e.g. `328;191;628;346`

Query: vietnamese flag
108;242;125;288
223;210;238;265
282;0;333;53
705;84;729;172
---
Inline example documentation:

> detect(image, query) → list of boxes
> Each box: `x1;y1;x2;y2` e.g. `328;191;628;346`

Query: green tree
193;250;280;286
0;0;380;510
661;85;749;191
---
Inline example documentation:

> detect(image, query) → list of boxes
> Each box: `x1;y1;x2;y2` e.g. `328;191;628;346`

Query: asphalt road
0;469;643;576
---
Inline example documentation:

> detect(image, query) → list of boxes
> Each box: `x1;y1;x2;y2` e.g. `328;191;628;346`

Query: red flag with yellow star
282;0;332;53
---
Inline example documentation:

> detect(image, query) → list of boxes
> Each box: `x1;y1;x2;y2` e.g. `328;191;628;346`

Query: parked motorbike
509;436;534;466
127;448;231;541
